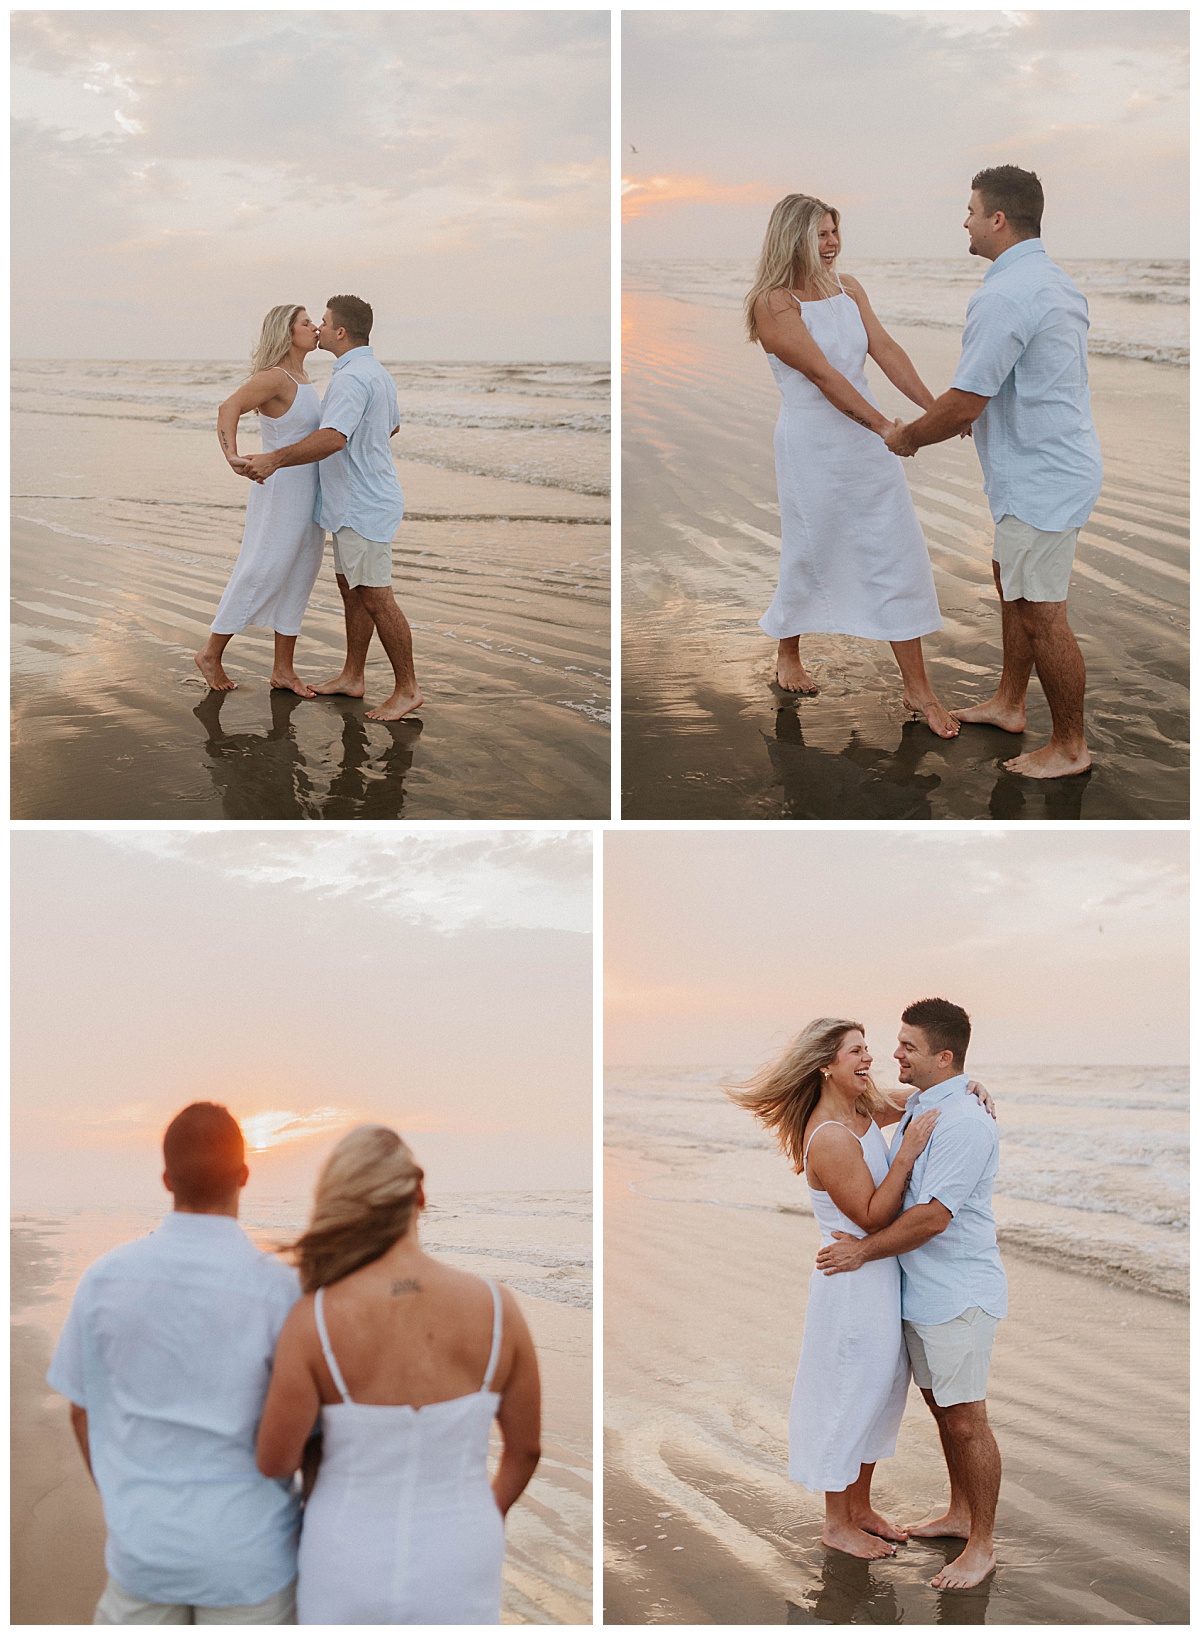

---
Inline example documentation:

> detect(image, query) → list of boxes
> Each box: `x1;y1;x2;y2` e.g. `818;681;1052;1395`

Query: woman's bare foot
849;1506;908;1543
904;1509;971;1539
775;657;820;694
195;651;236;691
365;688;424;723
952;696;1025;732
269;670;316;699
311;672;365;698
821;1522;896;1560
930;1542;996;1590
902;691;959;739
1003;741;1090;779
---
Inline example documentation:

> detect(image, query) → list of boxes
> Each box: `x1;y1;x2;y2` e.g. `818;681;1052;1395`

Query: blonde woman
747;196;960;736
256;1127;541;1625
195;306;326;696
729;1021;990;1560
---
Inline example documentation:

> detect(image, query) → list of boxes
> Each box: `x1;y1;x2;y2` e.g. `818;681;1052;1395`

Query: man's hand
815;1230;868;1275
884;420;919;458
241;450;282;484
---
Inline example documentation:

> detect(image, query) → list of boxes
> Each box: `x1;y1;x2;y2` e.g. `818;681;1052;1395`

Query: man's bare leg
357;585;423;721
195;631;237;691
312;573;371;697
906;1387;972;1539
1003;599;1090;777
821;1467;898;1559
953;561;1033;731
775;635;819;694
269;633;315;698
891;638;959;738
845;1461;908;1543
912;1395;999;1589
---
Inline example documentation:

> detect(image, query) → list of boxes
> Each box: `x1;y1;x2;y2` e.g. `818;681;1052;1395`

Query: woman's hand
227;455;251;477
966;1079;996;1119
899;1107;940;1160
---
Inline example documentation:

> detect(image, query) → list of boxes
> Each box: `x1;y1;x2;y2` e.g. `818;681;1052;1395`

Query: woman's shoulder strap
313;1287;352;1403
481;1278;503;1392
802;1119;854;1164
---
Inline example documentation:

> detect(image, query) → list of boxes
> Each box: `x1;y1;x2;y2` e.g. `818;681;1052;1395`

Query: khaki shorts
993;513;1080;603
93;1576;297;1625
903;1306;998;1407
332;525;393;590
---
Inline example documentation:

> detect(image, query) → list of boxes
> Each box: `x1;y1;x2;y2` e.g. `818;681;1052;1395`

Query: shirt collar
984;238;1045;280
332;344;373;372
158;1210;247;1237
912;1072;970;1108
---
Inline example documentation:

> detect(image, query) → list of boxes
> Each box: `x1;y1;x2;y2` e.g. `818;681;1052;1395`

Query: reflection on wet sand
785;1544;994;1625
193;691;423;820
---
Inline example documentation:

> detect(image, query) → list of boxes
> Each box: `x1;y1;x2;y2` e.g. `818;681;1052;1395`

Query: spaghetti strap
481;1279;503;1392
314;1287;353;1404
271;366;304;385
802;1119;862;1164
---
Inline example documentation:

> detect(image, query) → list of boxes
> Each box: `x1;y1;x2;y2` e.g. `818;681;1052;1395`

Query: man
47;1104;301;1623
242;295;423;722
816;998;1006;1591
884;167;1103;780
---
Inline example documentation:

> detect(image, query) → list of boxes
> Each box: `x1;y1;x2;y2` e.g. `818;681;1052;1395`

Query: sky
12;831;592;1210
623;10;1189;260
12;10;609;361
605;830;1188;1069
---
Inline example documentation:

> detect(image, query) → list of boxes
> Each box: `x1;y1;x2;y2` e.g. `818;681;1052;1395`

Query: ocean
624;257;1189;367
605;1066;1188;1300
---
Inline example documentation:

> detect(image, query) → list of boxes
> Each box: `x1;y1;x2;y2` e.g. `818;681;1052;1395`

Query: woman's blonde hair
744;194;841;343
249;303;306;377
726;1018;887;1172
289;1125;425;1293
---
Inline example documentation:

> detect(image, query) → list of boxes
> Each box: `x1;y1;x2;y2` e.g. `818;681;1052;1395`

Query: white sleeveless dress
296;1280;506;1626
211;371;326;637
789;1121;911;1493
760;281;943;644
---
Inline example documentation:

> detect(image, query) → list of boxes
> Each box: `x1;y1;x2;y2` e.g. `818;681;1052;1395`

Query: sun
241;1108;353;1153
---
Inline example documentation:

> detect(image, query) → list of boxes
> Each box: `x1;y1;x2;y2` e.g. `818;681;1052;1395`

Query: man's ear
162;1168;172;1194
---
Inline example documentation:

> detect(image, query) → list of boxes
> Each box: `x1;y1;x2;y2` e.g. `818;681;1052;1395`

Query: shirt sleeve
46;1283;89;1407
913;1117;996;1217
320;370;370;439
952;291;1030;398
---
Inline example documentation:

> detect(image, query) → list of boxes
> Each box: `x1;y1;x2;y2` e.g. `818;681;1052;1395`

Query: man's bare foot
820;1522;896;1560
849;1506;908;1543
775;658;819;694
195;651;237;691
1003;742;1090;779
269;670;316;699
952;697;1025;732
311;673;365;698
930;1542;996;1590
904;1510;971;1540
365;688;424;722
902;692;959;739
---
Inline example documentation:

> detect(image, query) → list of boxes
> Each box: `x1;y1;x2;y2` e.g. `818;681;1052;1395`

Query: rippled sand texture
604;1143;1188;1626
622;291;1188;819
12;361;609;819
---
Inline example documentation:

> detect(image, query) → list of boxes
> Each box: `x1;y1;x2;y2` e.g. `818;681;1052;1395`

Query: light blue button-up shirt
47;1212;301;1607
953;238;1103;532
316;344;405;543
891;1073;1007;1326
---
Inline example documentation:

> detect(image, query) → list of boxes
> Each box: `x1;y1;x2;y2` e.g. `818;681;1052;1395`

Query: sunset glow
240;1108;356;1154
621;172;775;222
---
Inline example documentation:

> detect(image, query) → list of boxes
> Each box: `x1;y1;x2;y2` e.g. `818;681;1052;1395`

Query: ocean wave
997;1222;1187;1302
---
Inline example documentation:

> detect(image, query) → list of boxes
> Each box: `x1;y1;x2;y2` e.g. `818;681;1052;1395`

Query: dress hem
760;618;943;643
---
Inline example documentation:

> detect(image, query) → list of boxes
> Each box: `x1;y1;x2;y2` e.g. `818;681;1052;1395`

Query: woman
747;195;960;738
256;1127;541;1624
729;1020;987;1559
195;305;326;697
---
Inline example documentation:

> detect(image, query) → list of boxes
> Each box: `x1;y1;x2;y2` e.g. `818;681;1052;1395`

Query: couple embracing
195;296;422;722
48;1105;540;1624
749;165;1102;779
732;998;1004;1591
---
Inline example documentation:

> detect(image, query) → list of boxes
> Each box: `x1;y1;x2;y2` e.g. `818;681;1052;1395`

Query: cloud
622;172;777;223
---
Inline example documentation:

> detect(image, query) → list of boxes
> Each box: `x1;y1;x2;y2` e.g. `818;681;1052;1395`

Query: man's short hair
971;166;1043;239
902;998;972;1068
326;294;373;343
163;1103;245;1208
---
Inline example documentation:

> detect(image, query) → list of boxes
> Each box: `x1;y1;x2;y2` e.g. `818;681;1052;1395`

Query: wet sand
12;413;609;820
13;1219;591;1625
603;1146;1189;1625
621;290;1188;820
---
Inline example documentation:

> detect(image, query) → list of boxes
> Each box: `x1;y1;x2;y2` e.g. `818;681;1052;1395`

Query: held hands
966;1078;996;1119
883;419;918;459
239;450;281;484
815;1231;867;1276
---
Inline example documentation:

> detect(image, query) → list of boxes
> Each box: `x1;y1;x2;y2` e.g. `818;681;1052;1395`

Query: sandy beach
604;1097;1188;1625
12;362;610;820
12;1202;592;1625
621;287;1188;820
